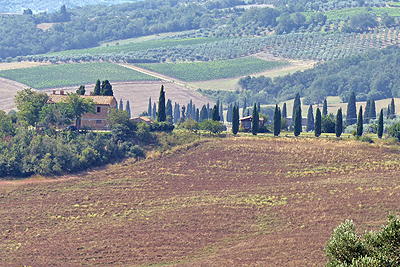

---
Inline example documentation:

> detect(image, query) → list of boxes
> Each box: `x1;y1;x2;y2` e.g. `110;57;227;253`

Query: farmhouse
131;116;153;126
239;115;264;130
47;90;117;130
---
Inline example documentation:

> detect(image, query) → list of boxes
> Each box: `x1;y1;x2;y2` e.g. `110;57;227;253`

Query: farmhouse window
97;107;101;113
96;120;102;124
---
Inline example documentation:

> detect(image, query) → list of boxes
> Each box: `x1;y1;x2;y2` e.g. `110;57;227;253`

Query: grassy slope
1;136;400;266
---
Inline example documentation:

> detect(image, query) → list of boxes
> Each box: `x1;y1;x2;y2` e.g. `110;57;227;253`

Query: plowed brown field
1;136;400;266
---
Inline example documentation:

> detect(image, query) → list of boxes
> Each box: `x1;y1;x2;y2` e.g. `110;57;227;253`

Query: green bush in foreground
388;121;400;141
325;214;400;267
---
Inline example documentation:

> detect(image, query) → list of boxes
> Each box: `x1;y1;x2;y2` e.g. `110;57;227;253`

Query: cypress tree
257;102;261;115
387;104;391;119
370;99;376;120
323;99;328;117
357;106;363;136
125;100;131;118
232;105;239;135
166;99;173;122
181;106;186;122
243;98;247;117
273;104;281;136
378;109;384;138
212;104;220;121
195;108;199;122
292;93;301;127
315;108;322;137
282;103;287;118
94;79;101;95
306;104;314;132
174;103;180;123
207;103;210;119
391;98;396;118
152;103;156;120
157;85;166;122
364;99;371;123
220;102;224;122
119;98;123;110
76;85;85;95
336;108;343;138
346;92;357;125
101;80;113;96
148;97;152;117
200;105;208;122
294;107;301;136
252;103;259;135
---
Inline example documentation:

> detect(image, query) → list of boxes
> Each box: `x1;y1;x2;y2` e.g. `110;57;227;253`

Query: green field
137;57;289;82
317;7;400;20
46;37;225;56
0;62;159;89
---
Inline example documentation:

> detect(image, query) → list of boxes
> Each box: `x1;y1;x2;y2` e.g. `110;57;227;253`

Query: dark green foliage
243;98;247;117
306;104;314;132
166;99;173;123
322;115;336;133
101;80;113;96
336;108;343;137
388;104;391;119
199;120;224;134
273;104;281;136
390;97;396;119
152;103;156;120
252;103;259;135
378;109;383;138
282;103;287;118
364;99;371;123
148;97;152;118
294;107;301;136
211;104;220;121
76;85;85;95
347;92;357;125
15;88;49;126
125;100;131;118
195;108;199;122
200;105;208;122
232;105;239;135
324;214;400;267
150;121;174;132
388;122;400;141
174;103;180;124
119;98;123;110
94;79;101;96
315;108;322;137
369;99;376;120
220;102;224;122
357;106;363;136
292;93;301;127
323;99;328;117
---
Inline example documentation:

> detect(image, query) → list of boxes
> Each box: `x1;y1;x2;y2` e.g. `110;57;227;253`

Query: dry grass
1;137;400;266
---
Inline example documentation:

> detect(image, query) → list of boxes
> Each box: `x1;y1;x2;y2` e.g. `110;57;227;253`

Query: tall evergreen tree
211;104;220;121
125;100;131;118
226;103;232;123
181;106;186;122
76;85;85;95
364;99;371;123
252;103;259;135
273;104;281;136
323;99;328;117
282;103;287;118
173;103;180;123
369;98;376;120
292;93;301;126
232;105;239;135
119;98;123;110
347;92;357;125
152;103;156;120
207;103;210;119
387;104;391;119
94;79;101;95
294;107;301;136
195;108;199;122
220;102;224;122
257;102;261;115
378;109;384;138
243;98;247;117
391;98;396;119
200;105;208;122
306;104;314;132
336;108;343;138
192;104;196;120
157;85;166;122
315;108;322;137
166;99;173;122
101;80;113;96
357;106;363;136
148;97;152;117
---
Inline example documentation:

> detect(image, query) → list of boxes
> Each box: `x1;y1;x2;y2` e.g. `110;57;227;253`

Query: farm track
1;137;400;266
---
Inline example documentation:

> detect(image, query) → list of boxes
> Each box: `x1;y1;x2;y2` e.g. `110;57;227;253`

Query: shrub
388;121;400;141
359;136;373;143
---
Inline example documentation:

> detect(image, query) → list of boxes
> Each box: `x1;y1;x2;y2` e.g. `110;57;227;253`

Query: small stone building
47;90;117;130
239;115;264;130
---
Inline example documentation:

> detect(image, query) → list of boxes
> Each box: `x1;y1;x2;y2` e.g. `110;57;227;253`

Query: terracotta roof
47;94;116;105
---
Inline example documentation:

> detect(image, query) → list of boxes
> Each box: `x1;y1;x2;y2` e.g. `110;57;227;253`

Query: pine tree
370;99;376;120
166;99;173;122
336;108;343;138
157;85;166;122
212;104;220;121
152;103;156;120
273;104;281;136
76;85;85;95
232;105;239;135
148;97;152;117
292;93;301;127
252;103;259;135
378;109;384;138
315;108;322;137
200;105;208;122
294;107;301;136
323;99;328;117
357;106;363;136
391;98;396;119
125;100;131;118
347;92;357;125
94;79;101;95
119;98;123;110
101;80;113;96
306;104;314;132
282;103;287;118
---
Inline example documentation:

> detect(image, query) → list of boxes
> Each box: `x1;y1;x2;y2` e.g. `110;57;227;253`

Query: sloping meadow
1;136;400;266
